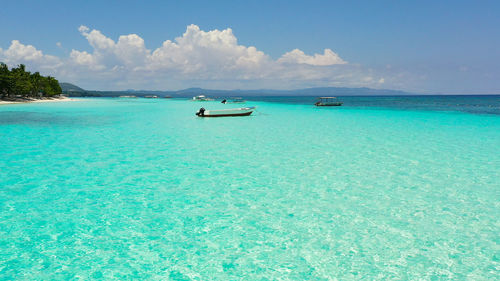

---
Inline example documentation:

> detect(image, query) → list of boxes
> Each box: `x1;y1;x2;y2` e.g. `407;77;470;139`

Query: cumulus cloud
71;25;149;69
148;24;271;79
0;24;387;90
4;40;44;61
0;40;62;69
69;50;104;70
78;25;114;50
278;48;346;66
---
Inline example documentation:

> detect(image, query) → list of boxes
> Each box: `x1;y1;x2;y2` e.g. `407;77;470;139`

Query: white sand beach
0;96;76;105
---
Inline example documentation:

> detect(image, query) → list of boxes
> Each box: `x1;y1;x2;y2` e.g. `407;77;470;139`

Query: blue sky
1;0;499;93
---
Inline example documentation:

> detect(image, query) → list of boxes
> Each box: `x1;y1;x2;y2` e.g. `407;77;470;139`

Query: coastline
0;96;75;105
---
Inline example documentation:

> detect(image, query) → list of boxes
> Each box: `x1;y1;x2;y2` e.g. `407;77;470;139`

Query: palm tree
0;63;11;98
30;72;42;98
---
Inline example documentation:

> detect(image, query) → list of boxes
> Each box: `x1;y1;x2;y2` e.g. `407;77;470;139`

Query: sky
1;0;499;94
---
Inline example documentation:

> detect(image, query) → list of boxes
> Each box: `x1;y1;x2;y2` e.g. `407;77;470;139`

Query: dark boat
315;97;343;106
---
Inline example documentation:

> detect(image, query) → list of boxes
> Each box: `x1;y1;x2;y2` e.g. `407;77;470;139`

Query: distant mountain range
61;83;416;97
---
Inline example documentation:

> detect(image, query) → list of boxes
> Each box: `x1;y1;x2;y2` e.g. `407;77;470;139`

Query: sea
0;95;499;280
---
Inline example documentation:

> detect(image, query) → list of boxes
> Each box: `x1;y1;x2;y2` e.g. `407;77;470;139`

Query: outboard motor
196;107;206;116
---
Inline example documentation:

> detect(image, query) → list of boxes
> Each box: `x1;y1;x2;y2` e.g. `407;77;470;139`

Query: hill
60;83;86;92
61;83;415;97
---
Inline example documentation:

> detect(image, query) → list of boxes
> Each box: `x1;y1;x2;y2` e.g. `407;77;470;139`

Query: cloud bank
0;24;384;90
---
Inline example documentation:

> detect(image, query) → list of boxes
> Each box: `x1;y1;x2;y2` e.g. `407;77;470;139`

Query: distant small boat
119;95;137;98
192;95;213;101
196;107;256;117
144;95;158;98
222;97;245;104
315;97;343;106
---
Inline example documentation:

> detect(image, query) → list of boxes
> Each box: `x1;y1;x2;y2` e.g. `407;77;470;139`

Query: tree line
0;63;62;99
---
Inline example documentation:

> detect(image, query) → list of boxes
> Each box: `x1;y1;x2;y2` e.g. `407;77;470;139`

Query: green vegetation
0;63;62;100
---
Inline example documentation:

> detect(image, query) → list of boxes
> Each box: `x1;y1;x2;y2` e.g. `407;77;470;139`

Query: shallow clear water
1;98;499;280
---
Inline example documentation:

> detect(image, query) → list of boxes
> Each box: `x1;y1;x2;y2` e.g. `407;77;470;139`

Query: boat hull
196;107;255;117
200;111;253;117
315;102;343;106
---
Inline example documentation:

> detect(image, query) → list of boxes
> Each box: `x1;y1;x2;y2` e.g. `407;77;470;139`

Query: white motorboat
192;95;213;101
196;106;256;117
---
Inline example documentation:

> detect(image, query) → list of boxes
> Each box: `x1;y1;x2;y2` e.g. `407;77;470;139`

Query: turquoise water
0;98;499;280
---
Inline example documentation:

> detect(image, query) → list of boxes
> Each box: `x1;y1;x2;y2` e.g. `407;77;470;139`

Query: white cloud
115;34;149;67
69;50;104;70
148;24;271;78
78;25;114;50
278;48;346;66
0;24;387;90
5;40;44;61
0;40;62;70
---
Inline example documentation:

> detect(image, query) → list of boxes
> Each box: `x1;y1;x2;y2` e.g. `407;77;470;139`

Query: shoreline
0;96;75;105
